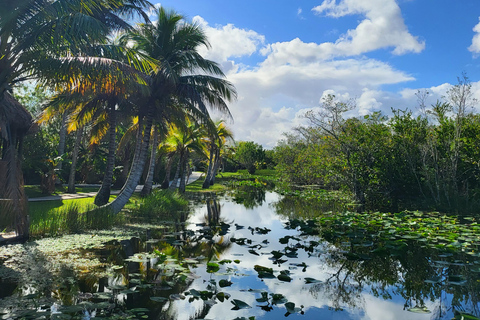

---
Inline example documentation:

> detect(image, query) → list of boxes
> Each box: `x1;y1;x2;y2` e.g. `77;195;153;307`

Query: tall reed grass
134;189;189;220
29;199;123;237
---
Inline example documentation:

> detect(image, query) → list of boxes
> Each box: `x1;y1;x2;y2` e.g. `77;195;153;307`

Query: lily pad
231;299;251;310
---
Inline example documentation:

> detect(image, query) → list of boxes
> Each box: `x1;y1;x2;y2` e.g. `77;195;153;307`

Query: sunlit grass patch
185;179;228;193
28;196;122;237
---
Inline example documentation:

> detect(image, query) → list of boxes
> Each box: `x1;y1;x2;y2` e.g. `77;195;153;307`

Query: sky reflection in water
166;192;449;320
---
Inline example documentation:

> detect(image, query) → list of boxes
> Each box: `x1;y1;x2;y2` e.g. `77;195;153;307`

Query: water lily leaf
219;279;233;287
452;311;480;320
150;296;168;302
130;308;150;312
216;292;231;302
207;262;220;273
254;265;273;273
256;292;268;303
424;276;441;284
285;302;301;314
257;271;276;279
51;314;72;320
231;299;251;310
407;307;431;314
304;277;322;284
183;258;199;264
58;305;84;313
277;274;292;282
271;293;287;305
169;294;185;300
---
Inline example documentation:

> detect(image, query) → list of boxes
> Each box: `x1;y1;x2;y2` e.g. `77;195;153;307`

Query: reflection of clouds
362;294;437;320
176;193;447;319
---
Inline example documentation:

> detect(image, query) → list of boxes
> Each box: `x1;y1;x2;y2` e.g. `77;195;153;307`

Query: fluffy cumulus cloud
188;7;480;147
192;16;265;73
311;0;425;57
469;17;480;56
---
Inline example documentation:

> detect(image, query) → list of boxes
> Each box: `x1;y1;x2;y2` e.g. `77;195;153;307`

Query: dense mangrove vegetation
274;77;480;213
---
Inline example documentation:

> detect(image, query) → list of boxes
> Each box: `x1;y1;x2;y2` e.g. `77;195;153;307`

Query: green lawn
25;185;100;198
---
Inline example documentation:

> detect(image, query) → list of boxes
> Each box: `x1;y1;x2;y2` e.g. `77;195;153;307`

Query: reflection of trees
230;186;266;209
273;194;347;219
185;197;232;261
302;227;480;316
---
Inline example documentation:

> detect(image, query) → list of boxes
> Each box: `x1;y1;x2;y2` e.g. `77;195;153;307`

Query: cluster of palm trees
0;0;236;237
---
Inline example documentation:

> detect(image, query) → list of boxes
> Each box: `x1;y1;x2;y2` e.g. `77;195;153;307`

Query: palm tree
37;0;154;201
0;0;152;238
165;119;205;193
202;120;234;188
104;7;236;213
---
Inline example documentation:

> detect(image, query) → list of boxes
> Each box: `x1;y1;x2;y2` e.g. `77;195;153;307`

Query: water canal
0;190;479;319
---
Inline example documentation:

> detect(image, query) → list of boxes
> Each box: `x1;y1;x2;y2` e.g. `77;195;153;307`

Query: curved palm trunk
141;127;158;196
67;126;83;194
161;154;174;189
95;103;117;206
202;143;215;189
210;150;221;185
106;112;153;214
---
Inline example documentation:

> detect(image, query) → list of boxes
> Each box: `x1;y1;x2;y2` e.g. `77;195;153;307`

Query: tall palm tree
104;7;236;213
0;0;152;237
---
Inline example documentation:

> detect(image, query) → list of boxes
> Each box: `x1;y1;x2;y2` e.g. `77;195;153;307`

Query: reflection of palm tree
185;198;232;261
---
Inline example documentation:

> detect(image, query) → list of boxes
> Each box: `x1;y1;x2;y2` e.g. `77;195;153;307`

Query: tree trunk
55;111;68;185
210;150;221;185
202;143;215;189
95;103;117;206
105;112;153;214
1;133;29;239
67;126;83;194
161;154;174;189
169;150;183;190
141;127;158;196
179;150;188;193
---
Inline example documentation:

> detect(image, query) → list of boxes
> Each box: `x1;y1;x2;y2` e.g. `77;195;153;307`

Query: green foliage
234;141;265;174
134;189;189;219
274;89;480;212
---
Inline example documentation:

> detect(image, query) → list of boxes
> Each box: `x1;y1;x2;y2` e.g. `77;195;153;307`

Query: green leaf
407;307;431;314
231;299;252;310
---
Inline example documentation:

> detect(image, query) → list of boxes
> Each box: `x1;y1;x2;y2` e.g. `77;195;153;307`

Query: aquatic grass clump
134;189;189;219
29;201;123;237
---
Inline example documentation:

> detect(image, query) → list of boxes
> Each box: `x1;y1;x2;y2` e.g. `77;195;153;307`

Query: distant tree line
274;75;480;212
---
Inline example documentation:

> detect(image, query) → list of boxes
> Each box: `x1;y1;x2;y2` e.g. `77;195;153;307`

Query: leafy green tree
235;141;265;174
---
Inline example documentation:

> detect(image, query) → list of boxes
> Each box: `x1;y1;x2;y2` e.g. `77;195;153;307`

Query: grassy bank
25;170;278;237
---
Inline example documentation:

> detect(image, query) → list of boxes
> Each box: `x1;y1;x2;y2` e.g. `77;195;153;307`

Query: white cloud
297;7;305;20
192;16;265;73
311;0;425;57
468;17;480;56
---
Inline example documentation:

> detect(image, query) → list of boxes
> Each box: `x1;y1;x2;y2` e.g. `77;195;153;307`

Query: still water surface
0;190;479;319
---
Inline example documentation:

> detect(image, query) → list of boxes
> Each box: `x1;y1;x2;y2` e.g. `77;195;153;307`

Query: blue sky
152;0;480;147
